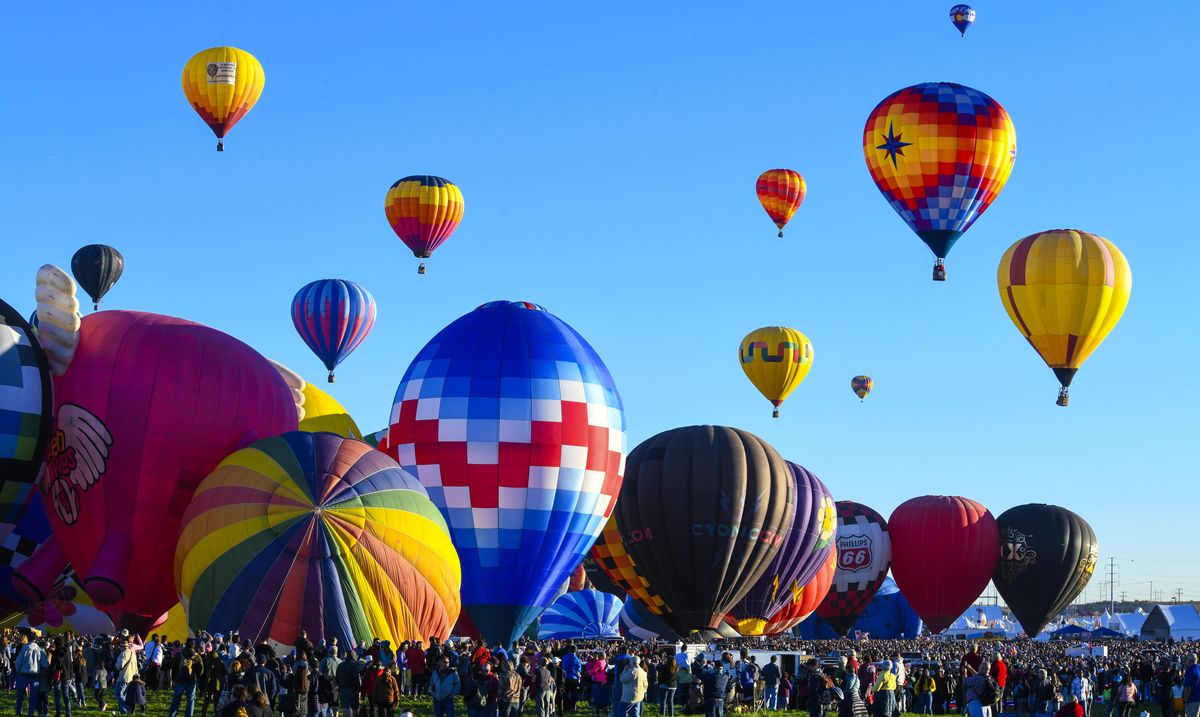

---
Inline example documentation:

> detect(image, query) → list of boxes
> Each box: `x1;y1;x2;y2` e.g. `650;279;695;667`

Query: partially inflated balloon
176;432;461;645
615;425;794;633
864;83;1016;280
17;311;297;625
586;514;667;615
566;564;590;593
620;598;679;642
299;382;363;439
756;169;806;238
182;47;265;151
993;504;1098;636
0;299;52;526
815;501;892;636
384;300;626;645
725;462;835;636
739;326;814;417
997;230;1132;406
34;266;81;377
851;376;873;402
756;547;837;636
537;589;622;639
70;245;124;311
889;495;999;633
384;175;464;274
291;279;377;383
949;4;976;35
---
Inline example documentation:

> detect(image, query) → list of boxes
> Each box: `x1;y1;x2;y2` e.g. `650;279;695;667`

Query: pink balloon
17;311;297;626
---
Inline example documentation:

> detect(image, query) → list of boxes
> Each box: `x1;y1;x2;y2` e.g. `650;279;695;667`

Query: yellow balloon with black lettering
739;326;814;417
181;46;265;151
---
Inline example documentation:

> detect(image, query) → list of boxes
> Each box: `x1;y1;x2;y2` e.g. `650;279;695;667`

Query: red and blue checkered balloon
290;279;377;382
384;300;626;646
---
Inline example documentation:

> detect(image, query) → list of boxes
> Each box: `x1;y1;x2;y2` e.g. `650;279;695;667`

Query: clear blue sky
3;2;1196;603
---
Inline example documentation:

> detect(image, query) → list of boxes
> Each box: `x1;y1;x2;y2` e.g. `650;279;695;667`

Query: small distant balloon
851;376;873;402
384;175;464;274
290;279;377;383
949;4;976;36
70;245;124;311
756;169;806;238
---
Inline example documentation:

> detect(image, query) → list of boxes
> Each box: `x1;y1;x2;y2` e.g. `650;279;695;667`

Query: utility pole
1106;557;1118;614
1175;588;1184;603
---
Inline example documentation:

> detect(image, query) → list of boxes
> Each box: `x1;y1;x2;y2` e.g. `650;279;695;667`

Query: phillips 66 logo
837;534;873;571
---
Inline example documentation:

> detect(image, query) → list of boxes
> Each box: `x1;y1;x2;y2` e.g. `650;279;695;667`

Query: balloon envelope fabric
176;431;461;646
537;588;622;639
384;300;626;646
0;299;52;524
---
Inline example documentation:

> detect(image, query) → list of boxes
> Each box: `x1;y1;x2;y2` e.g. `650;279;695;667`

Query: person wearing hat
113;639;139;715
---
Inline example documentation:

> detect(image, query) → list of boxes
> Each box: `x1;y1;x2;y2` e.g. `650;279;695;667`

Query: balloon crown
475;300;544;312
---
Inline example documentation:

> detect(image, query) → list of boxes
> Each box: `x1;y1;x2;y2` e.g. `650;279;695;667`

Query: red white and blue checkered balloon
384;300;626;646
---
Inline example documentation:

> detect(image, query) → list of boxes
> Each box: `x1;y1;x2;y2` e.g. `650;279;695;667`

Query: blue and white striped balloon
538;589;623;639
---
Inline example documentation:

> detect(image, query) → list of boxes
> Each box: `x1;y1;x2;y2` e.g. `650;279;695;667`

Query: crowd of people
1;628;1198;717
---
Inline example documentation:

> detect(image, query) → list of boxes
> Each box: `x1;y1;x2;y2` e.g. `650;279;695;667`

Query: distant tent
1113;611;1148;636
1051;624;1089;638
799;577;923;639
1089;627;1125;639
1140;605;1200;641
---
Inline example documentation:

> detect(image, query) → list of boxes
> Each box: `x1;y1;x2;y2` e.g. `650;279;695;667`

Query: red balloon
16;311;297;626
888;495;999;633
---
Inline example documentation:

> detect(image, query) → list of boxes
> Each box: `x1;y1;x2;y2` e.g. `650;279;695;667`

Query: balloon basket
328;371;336;383
778;230;784;238
1056;387;1069;407
217;140;224;152
772;408;779;418
93;302;100;311
418;262;427;275
933;259;947;282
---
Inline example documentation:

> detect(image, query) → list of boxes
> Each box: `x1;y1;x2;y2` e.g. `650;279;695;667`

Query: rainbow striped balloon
384;175;464;272
175;431;461;646
291;279;376;383
756;169;806;237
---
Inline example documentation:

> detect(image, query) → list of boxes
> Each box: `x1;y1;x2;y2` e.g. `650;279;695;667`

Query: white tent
1140;605;1200;640
1112;610;1148;637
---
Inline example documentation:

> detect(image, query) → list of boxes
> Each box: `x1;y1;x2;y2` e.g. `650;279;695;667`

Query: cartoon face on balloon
40;404;112;526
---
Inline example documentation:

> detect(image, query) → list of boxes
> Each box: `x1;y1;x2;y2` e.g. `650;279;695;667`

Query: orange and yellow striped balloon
997;229;1132;406
756;169;807;237
384;176;465;273
181;47;265;151
739;326;814;417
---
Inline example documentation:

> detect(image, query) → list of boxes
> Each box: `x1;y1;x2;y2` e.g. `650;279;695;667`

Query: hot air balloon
384;176;465;274
566;564;590;593
725;462;835;636
181;47;265;151
949;4;976;35
993;504;1098;636
615;425;795;633
864;83;1016;281
537;589;623;639
620;599;680;642
888;495;999;633
802;577;923;639
586;514;669;616
739;327;814;418
70;245;124;311
743;547;837;637
851;376;873;402
15;310;297;626
34;266;80;377
815;501;892;636
756;169;807;238
997;230;1132;406
12;566;117;636
0;298;52;515
291;279;377;383
299;381;363;439
383;300;626;645
176;432;461;644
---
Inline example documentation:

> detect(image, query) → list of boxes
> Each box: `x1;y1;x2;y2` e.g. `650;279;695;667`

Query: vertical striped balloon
290;279;377;383
756;169;806;237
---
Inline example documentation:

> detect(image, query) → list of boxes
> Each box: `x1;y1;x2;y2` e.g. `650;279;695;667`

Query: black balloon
70;244;124;310
614;425;795;633
993;503;1098;636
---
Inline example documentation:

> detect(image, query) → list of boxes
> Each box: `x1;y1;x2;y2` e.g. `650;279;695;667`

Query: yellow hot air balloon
299;381;363;439
997;229;1131;406
739;326;814;417
181;47;265;151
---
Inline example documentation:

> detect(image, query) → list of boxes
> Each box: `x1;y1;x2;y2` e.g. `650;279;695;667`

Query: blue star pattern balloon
384;300;626;646
537;588;623;639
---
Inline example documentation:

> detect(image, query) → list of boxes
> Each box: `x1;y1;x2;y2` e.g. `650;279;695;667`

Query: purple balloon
724;461;835;635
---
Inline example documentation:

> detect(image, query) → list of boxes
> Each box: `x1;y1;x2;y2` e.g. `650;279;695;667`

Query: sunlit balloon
851;375;873;402
70;245;124;311
815;501;892;636
34;266;81;377
181;47;265;151
586;514;668;616
755;547;836;636
997;229;1132;406
864;82;1016;280
384;176;464;274
756;169;806;238
537;589;622;639
176;431;461;645
739;326;814;417
949;4;976;36
300;381;363;439
291;279;377;383
0;299;53;541
889;495;999;633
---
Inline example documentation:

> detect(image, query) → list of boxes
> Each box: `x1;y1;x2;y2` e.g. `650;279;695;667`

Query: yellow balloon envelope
997;229;1131;406
739;326;814;417
181;47;265;151
298;382;363;439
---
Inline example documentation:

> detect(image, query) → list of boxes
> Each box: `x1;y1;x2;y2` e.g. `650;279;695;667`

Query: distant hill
1067;600;1200;615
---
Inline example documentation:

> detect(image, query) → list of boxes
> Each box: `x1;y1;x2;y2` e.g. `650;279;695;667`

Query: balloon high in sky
756;169;806;238
949;5;976;36
291;279;377;383
181;46;265;151
69;245;124;311
384;175;465;274
739;326;814;418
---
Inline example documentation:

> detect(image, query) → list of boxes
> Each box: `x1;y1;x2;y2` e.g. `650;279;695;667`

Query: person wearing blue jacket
561;646;582;712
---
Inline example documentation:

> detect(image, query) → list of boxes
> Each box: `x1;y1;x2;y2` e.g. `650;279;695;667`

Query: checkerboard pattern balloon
385;300;626;645
0;300;52;521
863;82;1016;261
814;500;892;636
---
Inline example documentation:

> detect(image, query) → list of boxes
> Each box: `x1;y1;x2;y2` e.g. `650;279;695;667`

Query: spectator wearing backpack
963;665;994;717
431;656;462;717
168;645;206;717
217;685;250;717
200;646;229;717
498;655;524;717
466;663;499;717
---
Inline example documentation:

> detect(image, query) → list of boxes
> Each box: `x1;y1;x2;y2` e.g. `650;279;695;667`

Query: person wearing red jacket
472;642;492;667
407;642;428;697
1057;694;1085;717
990;654;1009;713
